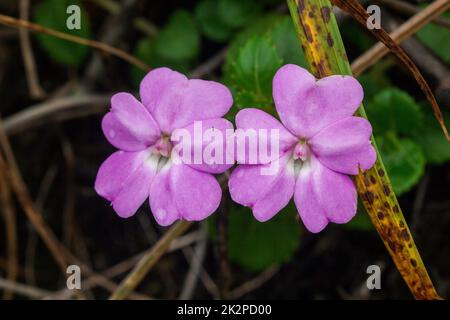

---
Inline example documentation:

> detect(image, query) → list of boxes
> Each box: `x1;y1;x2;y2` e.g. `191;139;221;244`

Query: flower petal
171;163;222;221
95;150;157;218
140;68;233;133
102;93;161;151
149;163;180;226
140;67;187;111
273;64;363;138
310;116;376;175
294;158;357;233
229;154;295;221
235;108;298;164
171;118;234;174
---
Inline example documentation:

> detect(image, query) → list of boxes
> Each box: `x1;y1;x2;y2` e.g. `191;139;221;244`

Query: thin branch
228;266;280;299
0;14;150;71
19;0;45;99
0;278;55;299
0;119;89;299
3;94;110;135
0;162;18;299
109;221;192;300
179;226;208;299
351;0;450;76
375;0;450;29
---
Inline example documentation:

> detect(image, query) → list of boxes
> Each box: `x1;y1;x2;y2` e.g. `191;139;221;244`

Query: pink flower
95;68;233;226
228;64;376;233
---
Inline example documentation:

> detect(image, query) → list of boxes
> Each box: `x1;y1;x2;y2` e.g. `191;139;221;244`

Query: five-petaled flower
95;67;234;226
229;64;376;233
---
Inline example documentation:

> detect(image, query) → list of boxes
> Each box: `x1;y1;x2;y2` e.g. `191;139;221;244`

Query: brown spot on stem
377;211;384;220
298;0;305;12
388;241;396;252
303;23;313;43
326;33;334;47
321;6;331;23
400;229;410;241
370;176;376;184
364;191;375;204
393;205;400;213
383;185;391;196
410;259;418;267
378;169;385;177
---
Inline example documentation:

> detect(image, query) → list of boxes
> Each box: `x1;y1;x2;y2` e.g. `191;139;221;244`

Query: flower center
153;135;173;158
292;139;311;162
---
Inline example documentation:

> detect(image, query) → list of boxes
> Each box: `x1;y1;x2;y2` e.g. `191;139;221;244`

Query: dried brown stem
0;14;150;71
339;0;450;142
109;221;193;300
18;0;45;99
0;162;18;299
375;0;450;29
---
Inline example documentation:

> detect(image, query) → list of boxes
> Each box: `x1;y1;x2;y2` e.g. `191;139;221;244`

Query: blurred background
0;0;449;300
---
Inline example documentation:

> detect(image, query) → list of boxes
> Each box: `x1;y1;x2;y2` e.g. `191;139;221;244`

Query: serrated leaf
378;135;425;195
153;10;199;62
226;36;282;113
367;89;423;136
416;11;450;63
34;0;91;66
228;204;301;272
413;104;450;164
223;15;308;118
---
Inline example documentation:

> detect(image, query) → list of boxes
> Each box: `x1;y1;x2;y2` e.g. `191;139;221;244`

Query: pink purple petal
229;154;295;222
140;68;233;133
310;116;376;175
273;64;364;138
102;93;161;151
95;150;157;218
294;158;357;233
170;163;222;222
149;163;181;226
235;108;298;164
172;118;234;174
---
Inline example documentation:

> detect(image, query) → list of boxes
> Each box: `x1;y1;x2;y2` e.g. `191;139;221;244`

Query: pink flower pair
95;65;376;233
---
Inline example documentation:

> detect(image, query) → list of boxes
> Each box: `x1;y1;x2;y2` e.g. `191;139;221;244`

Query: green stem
287;0;440;300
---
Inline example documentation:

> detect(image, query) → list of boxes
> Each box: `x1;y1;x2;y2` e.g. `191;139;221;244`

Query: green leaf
367;89;423;136
223;15;307;118
226;36;282;112
153;10;200;63
228;204;301;272
268;17;307;66
377;135;426;195
195;0;234;42
218;0;262;29
196;0;262;42
416;11;450;63
413;104;450;164
131;10;199;86
34;0;91;66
